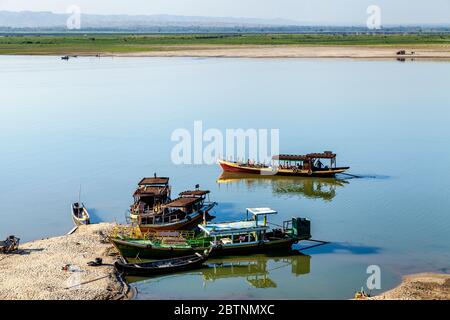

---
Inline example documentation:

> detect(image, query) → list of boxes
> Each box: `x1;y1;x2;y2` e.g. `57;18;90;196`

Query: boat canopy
179;190;210;197
198;220;268;236
246;208;278;216
163;197;201;208
134;186;168;196
272;154;309;161
272;151;336;162
138;177;169;186
306;151;336;159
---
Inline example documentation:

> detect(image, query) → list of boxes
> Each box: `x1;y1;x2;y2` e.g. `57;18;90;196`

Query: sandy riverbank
372;273;450;300
1;224;448;300
91;45;450;60
0;223;131;300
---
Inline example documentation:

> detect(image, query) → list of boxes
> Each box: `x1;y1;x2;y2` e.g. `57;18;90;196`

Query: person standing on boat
316;160;323;169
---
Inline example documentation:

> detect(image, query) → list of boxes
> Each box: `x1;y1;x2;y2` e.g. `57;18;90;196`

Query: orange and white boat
218;151;349;177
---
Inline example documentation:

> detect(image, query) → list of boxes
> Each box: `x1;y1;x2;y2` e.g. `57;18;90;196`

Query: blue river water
0;56;449;299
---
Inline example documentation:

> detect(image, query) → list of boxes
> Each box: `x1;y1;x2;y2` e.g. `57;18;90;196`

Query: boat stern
289;217;311;240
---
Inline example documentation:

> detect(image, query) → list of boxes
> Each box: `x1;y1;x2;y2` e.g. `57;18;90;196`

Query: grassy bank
0;33;449;55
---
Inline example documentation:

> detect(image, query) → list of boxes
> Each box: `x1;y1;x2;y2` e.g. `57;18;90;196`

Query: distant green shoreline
0;33;449;55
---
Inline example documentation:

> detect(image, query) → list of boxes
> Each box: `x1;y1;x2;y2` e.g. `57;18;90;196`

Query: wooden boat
110;208;311;259
137;189;216;233
198;208;310;256
110;231;211;259
129;175;171;221
218;151;349;177
0;235;20;254
114;252;208;277
71;202;90;226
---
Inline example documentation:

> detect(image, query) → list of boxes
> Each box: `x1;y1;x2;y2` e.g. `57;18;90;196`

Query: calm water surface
1;56;449;299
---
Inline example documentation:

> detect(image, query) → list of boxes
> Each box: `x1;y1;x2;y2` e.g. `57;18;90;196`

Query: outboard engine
291;218;311;239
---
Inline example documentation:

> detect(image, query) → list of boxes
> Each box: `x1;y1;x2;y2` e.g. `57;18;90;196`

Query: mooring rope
64;274;110;289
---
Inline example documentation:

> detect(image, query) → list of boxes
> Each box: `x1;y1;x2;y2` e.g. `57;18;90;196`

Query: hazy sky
0;0;449;25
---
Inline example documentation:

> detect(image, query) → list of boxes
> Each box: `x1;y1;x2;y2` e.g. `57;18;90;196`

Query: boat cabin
131;176;171;215
138;196;204;225
273;151;337;171
199;208;281;246
198;207;311;248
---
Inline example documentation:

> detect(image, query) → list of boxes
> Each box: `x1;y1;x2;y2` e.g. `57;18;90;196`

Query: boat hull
114;254;207;276
110;237;298;259
71;204;90;226
138;212;203;233
218;159;349;177
210;238;296;256
110;238;201;259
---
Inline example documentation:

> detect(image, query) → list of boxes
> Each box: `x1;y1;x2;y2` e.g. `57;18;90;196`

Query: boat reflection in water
127;253;311;290
203;253;311;289
217;172;349;201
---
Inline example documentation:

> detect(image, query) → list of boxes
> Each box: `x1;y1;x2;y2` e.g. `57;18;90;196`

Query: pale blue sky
0;0;449;25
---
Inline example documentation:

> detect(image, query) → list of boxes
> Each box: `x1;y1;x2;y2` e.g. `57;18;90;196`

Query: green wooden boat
110;236;212;259
110;208;311;259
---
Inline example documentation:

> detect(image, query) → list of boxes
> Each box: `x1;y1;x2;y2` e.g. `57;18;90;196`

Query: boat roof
138;177;169;186
134;186;168;197
273;151;336;161
198;220;268;235
273;154;309;161
246;208;278;216
306;151;336;159
163;197;201;208
179;190;210;197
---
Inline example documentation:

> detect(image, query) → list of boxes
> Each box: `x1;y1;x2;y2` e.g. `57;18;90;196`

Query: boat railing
139;212;183;225
110;225;145;239
155;230;196;240
282;220;293;232
110;225;196;241
188;237;212;248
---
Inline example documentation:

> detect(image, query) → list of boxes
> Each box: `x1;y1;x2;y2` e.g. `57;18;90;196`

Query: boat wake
338;173;390;180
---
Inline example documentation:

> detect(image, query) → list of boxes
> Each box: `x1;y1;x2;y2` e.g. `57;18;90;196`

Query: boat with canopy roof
218;151;349;177
129;175;171;221
109;207;311;259
137;188;217;232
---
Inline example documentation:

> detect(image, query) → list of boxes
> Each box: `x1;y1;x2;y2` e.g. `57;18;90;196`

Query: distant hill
0;10;305;29
0;10;449;33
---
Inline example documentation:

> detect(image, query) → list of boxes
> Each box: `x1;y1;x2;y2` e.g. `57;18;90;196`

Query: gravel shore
1;224;448;300
372;273;450;300
105;45;450;60
0;223;129;300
